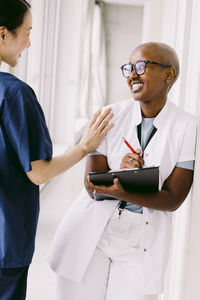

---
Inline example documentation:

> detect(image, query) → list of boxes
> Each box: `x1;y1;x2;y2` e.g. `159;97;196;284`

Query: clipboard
89;166;159;201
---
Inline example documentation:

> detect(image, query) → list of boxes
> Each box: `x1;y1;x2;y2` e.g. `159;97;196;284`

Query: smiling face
126;43;178;107
0;9;32;67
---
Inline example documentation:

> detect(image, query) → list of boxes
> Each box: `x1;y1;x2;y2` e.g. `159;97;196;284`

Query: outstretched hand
80;108;114;154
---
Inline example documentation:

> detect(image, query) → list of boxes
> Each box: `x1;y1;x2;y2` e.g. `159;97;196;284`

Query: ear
0;26;6;44
164;67;176;84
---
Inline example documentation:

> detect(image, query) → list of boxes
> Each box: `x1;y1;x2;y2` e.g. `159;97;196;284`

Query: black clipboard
89;166;159;201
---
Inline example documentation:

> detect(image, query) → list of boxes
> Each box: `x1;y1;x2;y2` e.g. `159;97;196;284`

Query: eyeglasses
121;60;172;78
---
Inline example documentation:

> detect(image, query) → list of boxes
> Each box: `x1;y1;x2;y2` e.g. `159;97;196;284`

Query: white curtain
162;1;200;299
12;0;82;147
13;0;62;142
178;0;200;298
91;1;107;113
27;0;61;137
75;0;107;119
143;0;200;299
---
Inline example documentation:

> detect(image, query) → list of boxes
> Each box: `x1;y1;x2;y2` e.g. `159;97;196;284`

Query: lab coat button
145;221;149;225
144;248;147;252
145;153;148;157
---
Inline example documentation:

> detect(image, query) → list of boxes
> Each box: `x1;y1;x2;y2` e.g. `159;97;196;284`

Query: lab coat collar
132;99;170;129
153;100;170;129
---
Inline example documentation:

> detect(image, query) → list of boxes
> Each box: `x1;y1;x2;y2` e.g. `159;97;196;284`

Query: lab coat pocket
104;210;142;248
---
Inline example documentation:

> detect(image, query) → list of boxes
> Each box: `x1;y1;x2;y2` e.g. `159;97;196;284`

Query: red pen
122;137;137;154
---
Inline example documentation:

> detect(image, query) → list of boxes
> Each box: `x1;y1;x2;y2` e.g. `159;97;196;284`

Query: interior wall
103;3;144;103
142;0;164;43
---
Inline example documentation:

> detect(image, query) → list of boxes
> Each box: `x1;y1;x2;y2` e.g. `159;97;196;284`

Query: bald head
132;42;180;84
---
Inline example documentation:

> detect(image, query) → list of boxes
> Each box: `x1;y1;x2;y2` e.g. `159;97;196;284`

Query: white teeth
131;83;143;92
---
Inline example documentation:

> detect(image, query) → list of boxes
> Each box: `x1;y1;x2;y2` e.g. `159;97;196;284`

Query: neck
140;98;167;118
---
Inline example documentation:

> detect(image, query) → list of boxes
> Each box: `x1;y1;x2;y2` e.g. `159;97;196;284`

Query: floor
26;158;85;300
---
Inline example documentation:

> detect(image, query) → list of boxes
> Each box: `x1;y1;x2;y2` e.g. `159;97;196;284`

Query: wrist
78;141;90;157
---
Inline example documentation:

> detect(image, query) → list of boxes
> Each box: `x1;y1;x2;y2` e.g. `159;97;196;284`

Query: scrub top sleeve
2;84;53;172
177;117;197;163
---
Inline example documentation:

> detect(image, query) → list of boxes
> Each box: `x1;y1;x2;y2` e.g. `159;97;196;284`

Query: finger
87;176;107;194
113;177;122;188
127;150;142;158
88;108;102;127
94;107;112;128
134;154;144;166
128;152;144;161
99;113;114;131
86;175;96;191
121;162;133;169
95;112;114;133
126;155;143;168
134;160;141;168
136;149;142;156
120;160;126;169
139;157;145;166
113;177;119;184
100;122;114;135
129;159;141;168
126;153;140;161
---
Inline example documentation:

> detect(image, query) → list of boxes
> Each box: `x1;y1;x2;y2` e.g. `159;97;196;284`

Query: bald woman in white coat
48;42;197;300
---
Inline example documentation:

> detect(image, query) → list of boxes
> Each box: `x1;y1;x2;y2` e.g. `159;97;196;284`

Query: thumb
113;177;120;185
136;149;142;155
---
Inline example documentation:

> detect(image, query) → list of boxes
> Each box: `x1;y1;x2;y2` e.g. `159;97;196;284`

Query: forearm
114;189;179;212
26;107;114;185
84;155;110;198
27;143;88;185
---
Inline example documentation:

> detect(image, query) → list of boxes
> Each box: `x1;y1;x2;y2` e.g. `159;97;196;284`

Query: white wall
104;3;144;103
142;0;165;43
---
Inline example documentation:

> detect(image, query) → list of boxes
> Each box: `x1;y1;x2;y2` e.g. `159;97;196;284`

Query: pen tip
122;137;125;141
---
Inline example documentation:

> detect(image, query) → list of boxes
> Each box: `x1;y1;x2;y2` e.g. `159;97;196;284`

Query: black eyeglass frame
121;60;173;78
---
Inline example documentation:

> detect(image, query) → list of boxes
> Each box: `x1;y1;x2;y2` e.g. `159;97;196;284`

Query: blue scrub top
0;72;53;268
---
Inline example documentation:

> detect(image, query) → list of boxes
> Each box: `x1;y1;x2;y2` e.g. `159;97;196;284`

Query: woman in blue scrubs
0;1;113;299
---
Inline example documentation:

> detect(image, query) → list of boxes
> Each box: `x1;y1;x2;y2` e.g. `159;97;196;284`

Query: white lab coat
47;99;197;295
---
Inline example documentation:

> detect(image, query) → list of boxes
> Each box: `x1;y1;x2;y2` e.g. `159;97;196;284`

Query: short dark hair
0;0;31;34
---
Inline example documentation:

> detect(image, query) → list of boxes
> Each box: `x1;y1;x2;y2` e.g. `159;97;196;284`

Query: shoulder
0;72;36;100
107;98;134;111
164;102;197;141
104;99;136;118
0;72;37;109
168;102;197;127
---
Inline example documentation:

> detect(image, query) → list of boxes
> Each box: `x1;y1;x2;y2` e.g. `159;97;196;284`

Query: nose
129;66;139;79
